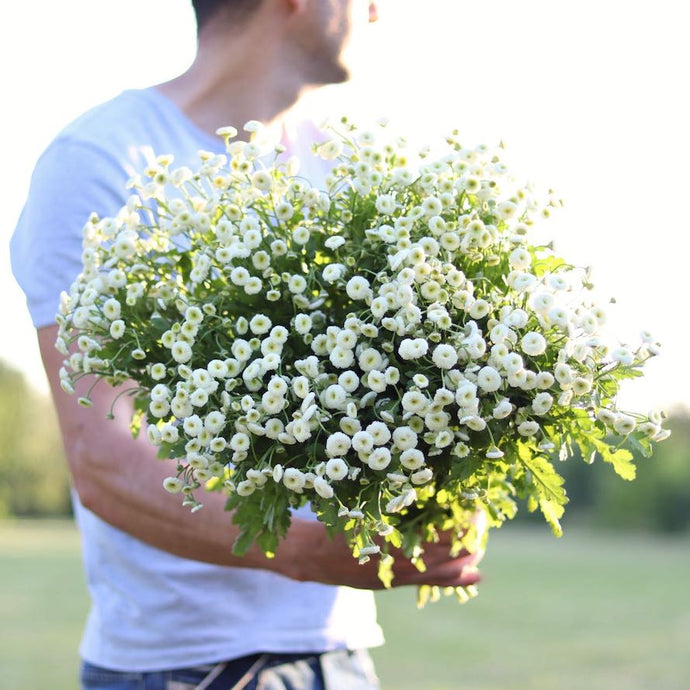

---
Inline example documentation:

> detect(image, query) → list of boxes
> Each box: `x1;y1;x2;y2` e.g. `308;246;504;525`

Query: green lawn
1;520;689;689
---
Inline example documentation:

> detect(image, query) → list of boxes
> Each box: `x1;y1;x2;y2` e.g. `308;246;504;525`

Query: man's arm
39;324;482;589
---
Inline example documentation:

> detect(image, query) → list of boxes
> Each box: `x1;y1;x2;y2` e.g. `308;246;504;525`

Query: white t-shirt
10;88;384;672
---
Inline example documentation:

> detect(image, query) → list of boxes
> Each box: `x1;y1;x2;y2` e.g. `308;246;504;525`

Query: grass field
1;520;689;690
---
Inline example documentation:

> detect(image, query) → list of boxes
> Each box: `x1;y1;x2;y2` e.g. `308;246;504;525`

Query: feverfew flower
432;343;458;369
521;332;547;356
58;116;667;586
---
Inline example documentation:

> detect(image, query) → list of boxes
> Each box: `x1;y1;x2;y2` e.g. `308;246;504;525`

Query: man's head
284;1;379;86
190;0;378;89
191;0;261;35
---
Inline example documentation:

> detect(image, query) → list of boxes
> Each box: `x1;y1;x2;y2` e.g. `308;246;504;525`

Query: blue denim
80;649;379;689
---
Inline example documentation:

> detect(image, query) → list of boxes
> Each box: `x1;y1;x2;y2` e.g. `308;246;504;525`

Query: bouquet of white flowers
57;118;668;603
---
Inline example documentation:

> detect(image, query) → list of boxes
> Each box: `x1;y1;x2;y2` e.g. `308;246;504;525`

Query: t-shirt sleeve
10;137;129;328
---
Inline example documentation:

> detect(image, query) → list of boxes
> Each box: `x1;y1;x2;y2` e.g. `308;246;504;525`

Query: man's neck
154;11;325;141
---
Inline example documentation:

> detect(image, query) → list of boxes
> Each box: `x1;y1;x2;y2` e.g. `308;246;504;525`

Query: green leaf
591;438;636;480
231;527;255;556
377;556;394;589
539;498;565;537
517;443;568;506
129;409;145;439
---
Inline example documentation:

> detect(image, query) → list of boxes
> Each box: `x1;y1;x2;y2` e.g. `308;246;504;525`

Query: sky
2;0;689;416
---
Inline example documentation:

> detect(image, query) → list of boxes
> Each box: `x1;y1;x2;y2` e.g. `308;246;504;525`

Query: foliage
0;361;71;517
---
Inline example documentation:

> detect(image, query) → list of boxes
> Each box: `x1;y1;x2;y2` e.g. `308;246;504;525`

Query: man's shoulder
52;90;166;162
44;88;211;182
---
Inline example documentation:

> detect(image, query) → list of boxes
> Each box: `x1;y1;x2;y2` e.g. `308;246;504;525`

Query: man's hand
280;518;485;590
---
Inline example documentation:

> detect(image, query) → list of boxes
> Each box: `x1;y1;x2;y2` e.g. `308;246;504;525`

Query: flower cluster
56;118;668;597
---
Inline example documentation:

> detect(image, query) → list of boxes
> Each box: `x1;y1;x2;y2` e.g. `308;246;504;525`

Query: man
11;1;483;687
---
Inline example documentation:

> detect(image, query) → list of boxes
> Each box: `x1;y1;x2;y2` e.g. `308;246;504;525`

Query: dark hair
191;0;261;33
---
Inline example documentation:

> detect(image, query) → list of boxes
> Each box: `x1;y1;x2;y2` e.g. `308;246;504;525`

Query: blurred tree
592;412;690;533
0;360;71;517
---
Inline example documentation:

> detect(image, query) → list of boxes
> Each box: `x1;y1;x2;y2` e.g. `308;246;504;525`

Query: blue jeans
80;649;380;689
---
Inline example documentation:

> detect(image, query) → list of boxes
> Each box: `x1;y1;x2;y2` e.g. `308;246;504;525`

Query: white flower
151;384;171;402
431;343;458;369
505;309;529;329
340;416;362;436
171;341;193;364
326;432;352;457
102;298;121;321
337;370;359;393
358;347;384;372
509;247;531;270
611;347;634;366
548;306;570;328
183;414;203;437
597;409;617;426
400;448;425;470
346;276;371;300
110;320;125;339
321;384;347;409
313;476;334;499
460;414;487;431
370;296;389;319
367;370;387;393
424;410;451;431
398;338;428;360
366;421;391;445
477;366;502;392
554;363;574;386
532;392;554;416
401;391;428;414
185;306;204;325
412;374;429;389
229;432;250;451
265;418;285;439
325;235;346;250
469;299;490;319
613;413;636;435
535;371;555;389
376;194;397;214
518;420;540;436
572;377;593;396
290;419;312;443
455;382;478;407
352;431;374;454
492;398;513;419
163;477;184;494
261;391;285;414
230;267;250;286
367;447;392;470
558;390;573;406
411;468;433;485
283;468;306;492
323;263;346;283
329;346;355;369
160;424;179;444
231;479;254;497
149;400;170;418
295;314;312;335
392;426;418;450
521;332;547;356
292;226;310;245
288;275;308;294
248;314;271;335
325;457;348;481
